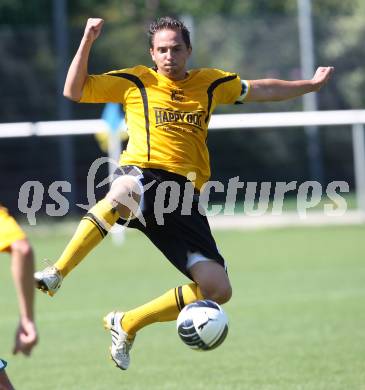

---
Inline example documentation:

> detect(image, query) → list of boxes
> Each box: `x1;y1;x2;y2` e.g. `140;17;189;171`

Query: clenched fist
13;319;38;356
83;18;104;42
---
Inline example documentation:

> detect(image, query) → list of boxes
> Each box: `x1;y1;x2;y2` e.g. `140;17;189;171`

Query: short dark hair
148;16;191;49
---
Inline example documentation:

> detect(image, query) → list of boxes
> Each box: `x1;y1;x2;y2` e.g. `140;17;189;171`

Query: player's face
150;29;192;81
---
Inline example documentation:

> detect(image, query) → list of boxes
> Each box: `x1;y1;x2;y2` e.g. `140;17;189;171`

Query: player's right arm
63;18;104;102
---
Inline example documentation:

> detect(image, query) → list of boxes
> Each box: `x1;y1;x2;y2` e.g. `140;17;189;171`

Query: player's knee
190;261;232;304
106;175;142;218
201;283;232;304
215;284;232;304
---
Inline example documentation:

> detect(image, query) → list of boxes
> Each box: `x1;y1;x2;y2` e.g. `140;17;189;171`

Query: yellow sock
55;199;120;277
121;283;203;336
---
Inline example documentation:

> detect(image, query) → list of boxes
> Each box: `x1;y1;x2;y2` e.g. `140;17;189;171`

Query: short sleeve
80;72;131;104
209;69;243;105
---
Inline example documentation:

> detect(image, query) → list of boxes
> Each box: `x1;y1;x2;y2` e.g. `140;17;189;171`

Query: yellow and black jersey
81;65;249;189
0;205;26;252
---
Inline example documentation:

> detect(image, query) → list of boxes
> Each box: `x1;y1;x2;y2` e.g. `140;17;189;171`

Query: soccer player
0;359;14;390
34;16;334;370
0;205;38;388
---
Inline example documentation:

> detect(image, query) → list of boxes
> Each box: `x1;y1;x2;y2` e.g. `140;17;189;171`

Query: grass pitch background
1;224;364;389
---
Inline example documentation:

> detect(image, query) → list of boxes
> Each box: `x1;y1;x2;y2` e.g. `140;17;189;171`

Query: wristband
235;80;250;103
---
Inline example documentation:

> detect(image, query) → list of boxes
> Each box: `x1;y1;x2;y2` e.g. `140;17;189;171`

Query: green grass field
1;224;365;390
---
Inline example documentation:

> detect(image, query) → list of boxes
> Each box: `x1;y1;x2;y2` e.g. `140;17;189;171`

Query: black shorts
115;165;226;279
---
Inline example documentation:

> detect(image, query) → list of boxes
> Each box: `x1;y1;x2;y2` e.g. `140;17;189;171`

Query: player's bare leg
189;261;232;304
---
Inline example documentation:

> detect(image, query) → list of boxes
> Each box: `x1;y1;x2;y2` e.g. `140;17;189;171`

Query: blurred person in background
0;205;38;389
35;16;333;370
0;359;14;390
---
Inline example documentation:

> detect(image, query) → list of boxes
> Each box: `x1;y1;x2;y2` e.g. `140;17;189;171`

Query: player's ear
187;46;192;57
150;47;155;62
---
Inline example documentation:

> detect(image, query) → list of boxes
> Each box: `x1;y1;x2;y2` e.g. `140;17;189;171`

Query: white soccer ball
176;300;229;351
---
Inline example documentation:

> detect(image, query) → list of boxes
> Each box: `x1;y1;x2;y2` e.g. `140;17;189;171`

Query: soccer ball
176;300;229;351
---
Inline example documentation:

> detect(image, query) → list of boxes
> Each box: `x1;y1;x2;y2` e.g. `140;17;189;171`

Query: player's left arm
10;239;38;356
244;66;334;102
